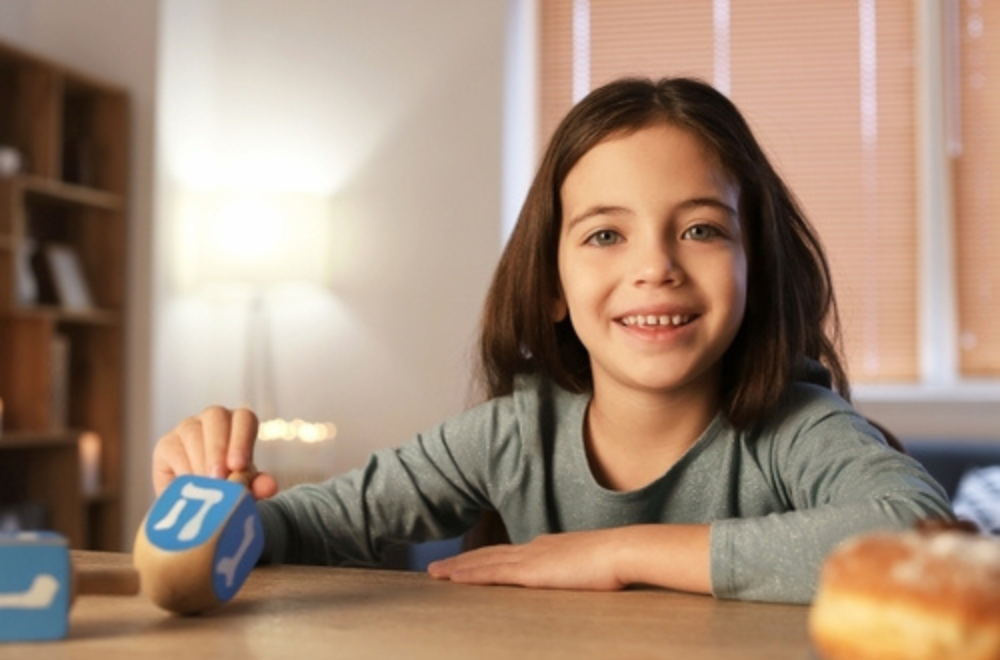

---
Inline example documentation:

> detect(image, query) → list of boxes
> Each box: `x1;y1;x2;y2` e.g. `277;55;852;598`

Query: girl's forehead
570;122;730;177
563;123;738;199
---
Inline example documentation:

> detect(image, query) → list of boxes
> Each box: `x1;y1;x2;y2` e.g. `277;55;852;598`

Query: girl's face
555;123;747;403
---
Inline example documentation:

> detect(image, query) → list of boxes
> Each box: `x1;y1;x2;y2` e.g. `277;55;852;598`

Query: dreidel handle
73;565;140;601
227;467;257;489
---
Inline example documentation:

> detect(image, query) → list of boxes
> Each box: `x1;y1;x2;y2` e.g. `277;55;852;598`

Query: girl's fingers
176;415;211;476
228;407;259;473
151;406;274;499
151;434;193;496
428;546;518;581
429;532;626;591
249;472;280;501
198;406;235;478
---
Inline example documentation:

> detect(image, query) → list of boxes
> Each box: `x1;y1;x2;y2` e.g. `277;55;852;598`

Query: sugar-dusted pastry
810;524;1000;660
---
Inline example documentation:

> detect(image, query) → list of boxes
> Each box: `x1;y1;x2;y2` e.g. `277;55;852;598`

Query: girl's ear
552;296;568;323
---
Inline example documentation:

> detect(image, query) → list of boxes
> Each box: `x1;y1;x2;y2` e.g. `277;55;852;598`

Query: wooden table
10;551;818;659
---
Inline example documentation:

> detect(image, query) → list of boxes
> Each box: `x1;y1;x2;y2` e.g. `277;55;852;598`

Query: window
955;0;1000;377
535;0;1000;391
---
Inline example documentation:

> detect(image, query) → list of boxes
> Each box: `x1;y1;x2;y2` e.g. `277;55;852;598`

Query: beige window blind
539;0;922;383
955;1;1000;377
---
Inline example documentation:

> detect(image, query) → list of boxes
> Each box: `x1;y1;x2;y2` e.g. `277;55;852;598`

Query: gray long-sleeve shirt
257;374;951;603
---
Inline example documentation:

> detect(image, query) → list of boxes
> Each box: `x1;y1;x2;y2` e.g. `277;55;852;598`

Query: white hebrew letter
0;574;60;609
152;482;225;542
153;499;186;532
216;514;257;588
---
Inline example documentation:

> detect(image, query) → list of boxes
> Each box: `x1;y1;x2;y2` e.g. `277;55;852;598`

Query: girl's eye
585;229;622;247
682;224;721;241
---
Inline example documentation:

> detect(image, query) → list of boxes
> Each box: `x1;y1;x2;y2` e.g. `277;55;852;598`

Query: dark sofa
903;439;1000;499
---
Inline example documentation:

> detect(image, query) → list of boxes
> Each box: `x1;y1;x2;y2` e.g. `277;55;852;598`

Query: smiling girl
151;77;951;603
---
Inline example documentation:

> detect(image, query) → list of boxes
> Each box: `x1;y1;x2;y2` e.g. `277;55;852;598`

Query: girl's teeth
623;315;690;327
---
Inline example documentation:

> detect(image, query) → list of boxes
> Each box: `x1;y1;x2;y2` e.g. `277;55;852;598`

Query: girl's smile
615;308;698;350
618;314;693;328
556;122;747;403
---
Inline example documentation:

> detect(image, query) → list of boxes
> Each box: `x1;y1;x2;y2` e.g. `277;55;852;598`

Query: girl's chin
603;373;716;397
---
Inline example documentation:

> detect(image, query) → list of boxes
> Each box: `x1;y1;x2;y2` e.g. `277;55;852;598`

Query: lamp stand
243;288;278;421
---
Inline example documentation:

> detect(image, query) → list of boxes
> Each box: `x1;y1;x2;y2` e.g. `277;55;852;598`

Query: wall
0;0;160;547
155;0;506;508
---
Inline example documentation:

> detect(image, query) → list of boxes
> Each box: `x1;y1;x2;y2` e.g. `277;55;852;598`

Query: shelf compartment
0;43;60;179
0;177;126;313
0;41;129;194
60;76;129;194
0;439;83;546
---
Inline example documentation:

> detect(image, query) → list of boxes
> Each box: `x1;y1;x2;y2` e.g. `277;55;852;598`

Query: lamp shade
177;189;332;291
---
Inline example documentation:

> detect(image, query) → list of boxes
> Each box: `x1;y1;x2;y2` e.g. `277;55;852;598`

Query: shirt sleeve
256;397;518;566
709;387;953;604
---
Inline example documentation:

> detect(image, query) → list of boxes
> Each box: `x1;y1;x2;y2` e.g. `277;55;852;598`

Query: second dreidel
133;471;263;614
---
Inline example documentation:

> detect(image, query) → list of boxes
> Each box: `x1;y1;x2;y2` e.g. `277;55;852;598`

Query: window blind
955;0;1000;377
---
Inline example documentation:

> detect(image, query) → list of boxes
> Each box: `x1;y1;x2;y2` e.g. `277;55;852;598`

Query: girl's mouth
618;314;694;328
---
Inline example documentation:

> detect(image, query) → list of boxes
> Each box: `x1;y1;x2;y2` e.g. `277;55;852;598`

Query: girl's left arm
706;397;953;603
431;390;954;603
428;523;712;594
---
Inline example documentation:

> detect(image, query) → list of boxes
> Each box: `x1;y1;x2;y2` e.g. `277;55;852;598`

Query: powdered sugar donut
809;527;1000;660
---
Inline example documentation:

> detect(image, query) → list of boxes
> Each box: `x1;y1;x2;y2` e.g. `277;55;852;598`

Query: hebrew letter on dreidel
216;515;257;588
151;482;225;543
152;499;187;532
177;483;225;541
0;574;60;609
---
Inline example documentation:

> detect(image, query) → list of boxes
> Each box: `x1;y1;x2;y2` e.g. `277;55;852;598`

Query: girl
152;77;951;604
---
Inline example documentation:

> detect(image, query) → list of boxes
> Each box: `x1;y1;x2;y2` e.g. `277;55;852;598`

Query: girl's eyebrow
565;204;629;232
565;197;738;232
678;197;739;219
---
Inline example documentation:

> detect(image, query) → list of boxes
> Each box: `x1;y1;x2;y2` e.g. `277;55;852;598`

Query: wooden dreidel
132;470;264;615
0;531;70;642
0;531;139;642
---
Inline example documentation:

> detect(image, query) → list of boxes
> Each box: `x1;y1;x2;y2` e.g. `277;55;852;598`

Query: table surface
9;551;819;659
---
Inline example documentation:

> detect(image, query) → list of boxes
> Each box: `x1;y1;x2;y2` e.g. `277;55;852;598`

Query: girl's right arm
152;406;280;501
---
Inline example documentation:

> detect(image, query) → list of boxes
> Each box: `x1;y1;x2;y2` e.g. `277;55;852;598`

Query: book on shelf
49;333;69;429
44;243;94;310
15;238;38;305
30;241;94;310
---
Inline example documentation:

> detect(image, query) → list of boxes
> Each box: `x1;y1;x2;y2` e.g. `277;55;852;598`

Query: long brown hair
477;77;849;429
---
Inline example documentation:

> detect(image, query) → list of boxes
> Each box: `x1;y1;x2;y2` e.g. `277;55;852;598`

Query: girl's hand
427;530;628;591
428;525;712;594
152;406;279;501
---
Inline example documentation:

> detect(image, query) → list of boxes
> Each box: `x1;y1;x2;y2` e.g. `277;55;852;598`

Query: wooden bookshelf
0;39;129;550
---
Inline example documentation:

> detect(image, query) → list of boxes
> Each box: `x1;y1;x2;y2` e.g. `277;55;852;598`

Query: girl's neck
583;378;721;492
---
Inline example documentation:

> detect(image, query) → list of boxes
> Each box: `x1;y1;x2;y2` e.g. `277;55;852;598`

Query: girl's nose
633;239;683;287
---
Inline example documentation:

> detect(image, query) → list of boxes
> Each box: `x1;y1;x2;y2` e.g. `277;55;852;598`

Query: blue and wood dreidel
132;471;264;615
0;531;139;642
0;531;71;642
